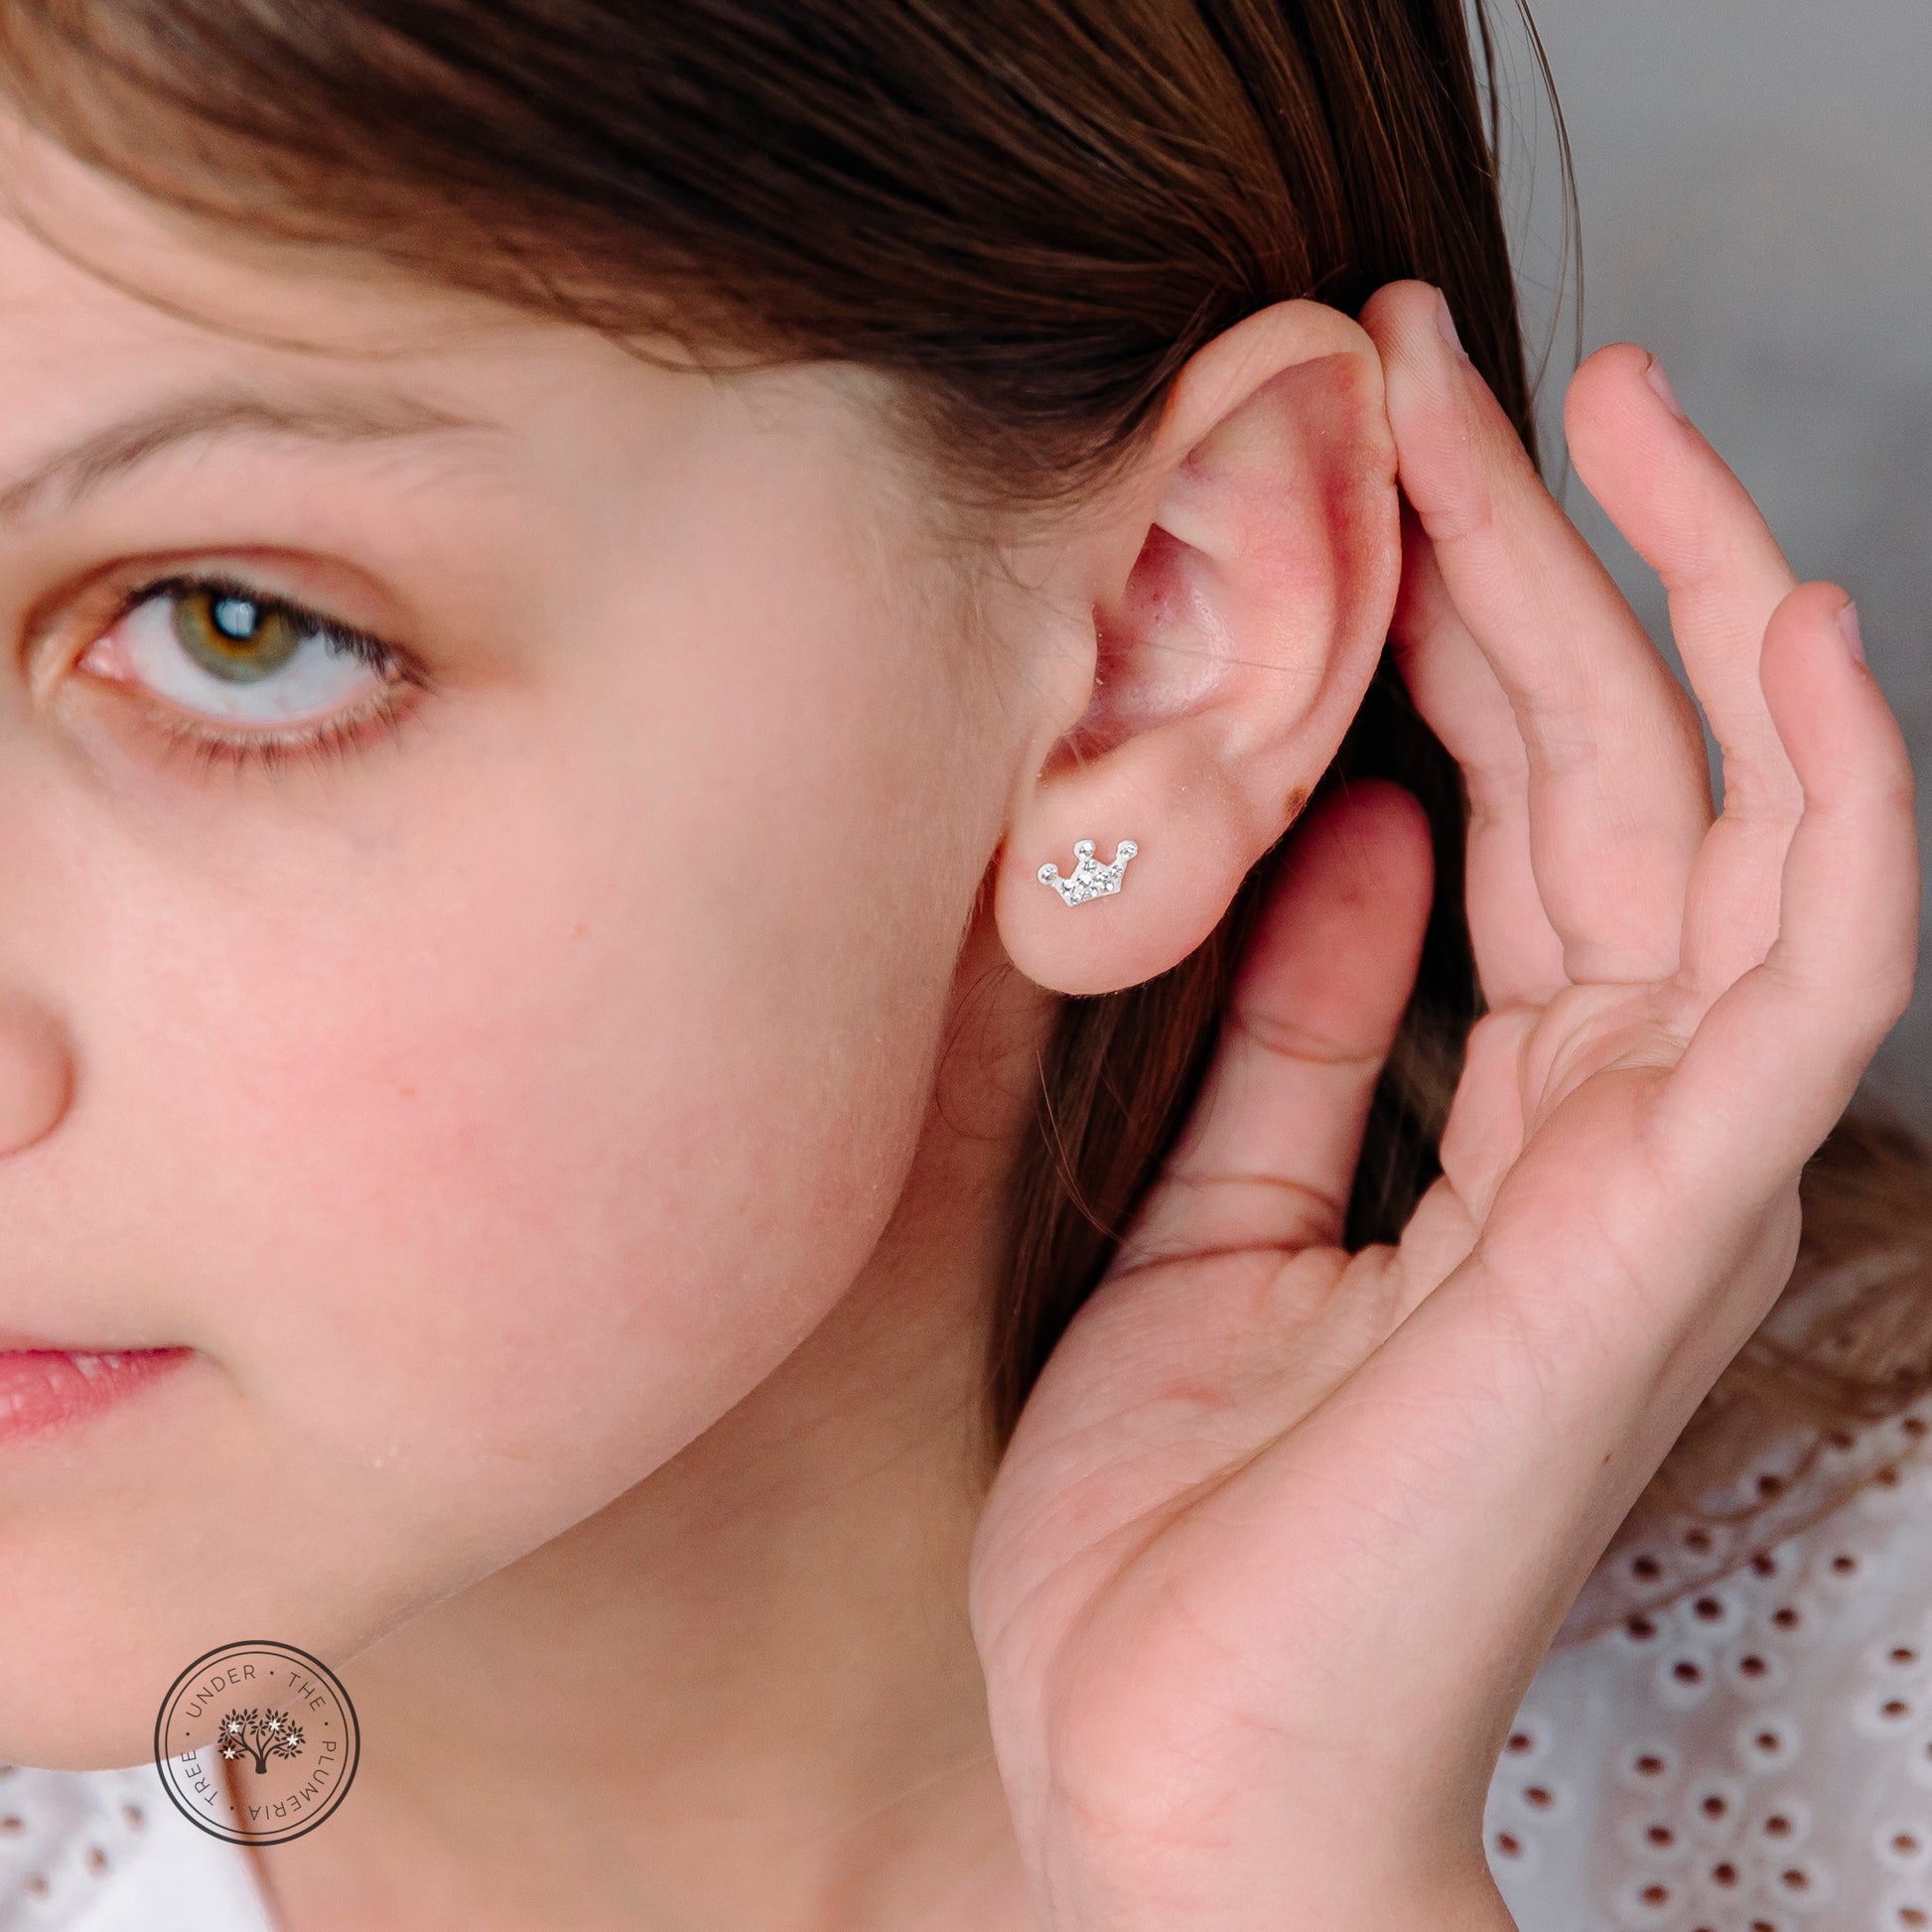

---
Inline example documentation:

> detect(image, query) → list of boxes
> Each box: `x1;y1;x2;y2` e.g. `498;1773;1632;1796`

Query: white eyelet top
8;1397;1932;1930
0;1761;273;1930
1487;1380;1932;1932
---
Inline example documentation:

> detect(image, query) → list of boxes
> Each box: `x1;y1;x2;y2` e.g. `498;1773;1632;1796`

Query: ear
995;300;1401;996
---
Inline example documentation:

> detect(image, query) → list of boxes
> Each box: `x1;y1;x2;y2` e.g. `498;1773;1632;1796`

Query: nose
0;994;71;1157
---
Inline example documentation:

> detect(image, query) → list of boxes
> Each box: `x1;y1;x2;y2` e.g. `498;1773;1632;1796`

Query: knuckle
1648;501;1723;597
1872;966;1919;1033
1230;1002;1379;1070
1412;464;1495;547
1838;975;1916;1059
1878;768;1919;819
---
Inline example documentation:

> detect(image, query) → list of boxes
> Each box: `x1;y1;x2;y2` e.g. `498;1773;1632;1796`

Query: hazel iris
171;587;308;684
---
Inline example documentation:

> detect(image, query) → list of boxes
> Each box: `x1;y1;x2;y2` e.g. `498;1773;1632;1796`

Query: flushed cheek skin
0;227;1007;1763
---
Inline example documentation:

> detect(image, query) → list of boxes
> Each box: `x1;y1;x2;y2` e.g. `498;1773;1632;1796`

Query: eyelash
89;569;431;778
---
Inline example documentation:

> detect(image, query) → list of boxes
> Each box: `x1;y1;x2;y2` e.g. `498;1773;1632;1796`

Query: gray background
1496;0;1932;1124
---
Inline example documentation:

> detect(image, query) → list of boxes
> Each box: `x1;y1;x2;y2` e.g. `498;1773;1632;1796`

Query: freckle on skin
1284;786;1309;826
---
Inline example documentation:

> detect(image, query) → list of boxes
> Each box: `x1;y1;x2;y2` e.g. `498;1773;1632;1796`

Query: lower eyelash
137;670;424;779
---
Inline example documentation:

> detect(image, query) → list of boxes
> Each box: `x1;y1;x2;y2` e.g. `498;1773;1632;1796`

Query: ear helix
1036;837;1139;907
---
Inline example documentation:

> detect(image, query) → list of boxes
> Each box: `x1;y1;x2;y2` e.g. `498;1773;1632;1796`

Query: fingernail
1436;290;1467;359
1645;352;1688;420
1839;600;1866;666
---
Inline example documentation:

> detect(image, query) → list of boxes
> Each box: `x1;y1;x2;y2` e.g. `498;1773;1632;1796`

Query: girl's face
0;129;1046;1767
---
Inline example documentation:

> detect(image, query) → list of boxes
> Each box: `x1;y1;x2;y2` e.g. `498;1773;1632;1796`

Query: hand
967;281;1920;1932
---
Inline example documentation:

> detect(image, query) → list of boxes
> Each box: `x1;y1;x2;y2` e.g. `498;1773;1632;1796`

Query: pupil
212;597;259;640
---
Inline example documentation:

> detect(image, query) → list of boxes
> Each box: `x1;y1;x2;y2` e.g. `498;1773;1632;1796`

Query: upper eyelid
22;546;444;730
114;570;393;653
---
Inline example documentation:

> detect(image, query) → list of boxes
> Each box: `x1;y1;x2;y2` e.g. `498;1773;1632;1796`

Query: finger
1361;280;1712;986
1112;780;1433;1270
1652;585;1919;1179
1391;505;1568;1008
1566;347;1805;990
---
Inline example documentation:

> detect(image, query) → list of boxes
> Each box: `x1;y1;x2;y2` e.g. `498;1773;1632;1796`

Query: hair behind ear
977;0;1523;1467
983;650;1472;1471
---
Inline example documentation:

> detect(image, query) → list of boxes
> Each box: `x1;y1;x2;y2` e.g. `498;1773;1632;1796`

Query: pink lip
0;1348;190;1445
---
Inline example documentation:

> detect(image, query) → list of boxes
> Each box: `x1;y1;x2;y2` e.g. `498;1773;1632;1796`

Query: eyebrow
0;389;488;526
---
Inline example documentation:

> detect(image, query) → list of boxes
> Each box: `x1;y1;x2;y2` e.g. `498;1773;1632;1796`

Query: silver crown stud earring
1037;837;1138;907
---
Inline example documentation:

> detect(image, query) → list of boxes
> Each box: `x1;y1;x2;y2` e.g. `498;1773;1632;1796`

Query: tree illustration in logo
215;1709;306;1775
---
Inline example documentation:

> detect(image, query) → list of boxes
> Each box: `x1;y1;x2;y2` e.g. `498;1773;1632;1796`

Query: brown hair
4;0;1927;1604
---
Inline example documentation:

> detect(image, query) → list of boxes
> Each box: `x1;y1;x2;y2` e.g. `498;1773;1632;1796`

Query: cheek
54;563;986;1604
102;771;944;1513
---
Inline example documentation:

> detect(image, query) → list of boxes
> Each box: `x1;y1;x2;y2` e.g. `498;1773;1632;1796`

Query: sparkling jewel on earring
1037;838;1138;906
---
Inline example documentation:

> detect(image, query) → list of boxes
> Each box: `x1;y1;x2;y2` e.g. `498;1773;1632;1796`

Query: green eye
170;586;309;684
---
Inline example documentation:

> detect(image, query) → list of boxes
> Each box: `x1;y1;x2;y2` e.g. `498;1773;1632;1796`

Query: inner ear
1078;348;1400;766
1073;524;1204;759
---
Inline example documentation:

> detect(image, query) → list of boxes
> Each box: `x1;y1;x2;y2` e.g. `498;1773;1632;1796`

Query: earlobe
996;300;1401;997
